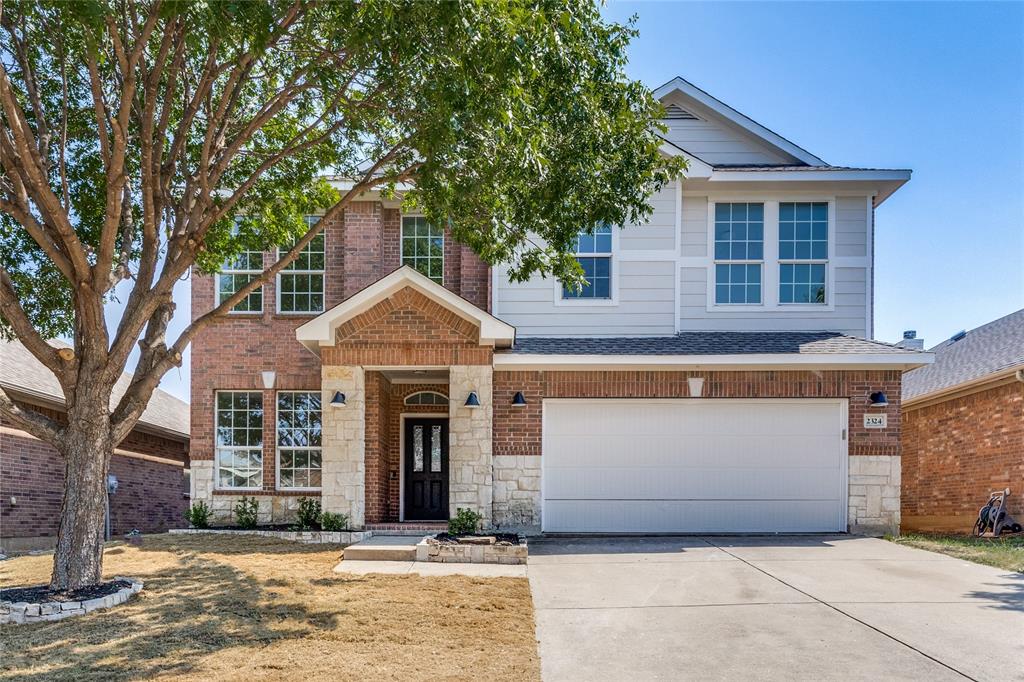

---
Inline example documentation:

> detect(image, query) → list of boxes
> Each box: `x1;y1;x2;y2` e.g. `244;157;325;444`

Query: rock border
1;576;143;625
416;536;528;564
169;528;370;546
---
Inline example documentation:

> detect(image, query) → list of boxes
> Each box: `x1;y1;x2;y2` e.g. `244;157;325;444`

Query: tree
0;0;683;590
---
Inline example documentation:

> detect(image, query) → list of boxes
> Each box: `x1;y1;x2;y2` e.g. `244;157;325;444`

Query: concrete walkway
528;536;1023;682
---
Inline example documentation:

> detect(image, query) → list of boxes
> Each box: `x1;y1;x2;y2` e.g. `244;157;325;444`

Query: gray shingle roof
504;332;921;356
903;309;1024;402
0;339;189;439
712;165;911;172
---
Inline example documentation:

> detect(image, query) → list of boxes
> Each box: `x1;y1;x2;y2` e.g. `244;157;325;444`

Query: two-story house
189;77;930;537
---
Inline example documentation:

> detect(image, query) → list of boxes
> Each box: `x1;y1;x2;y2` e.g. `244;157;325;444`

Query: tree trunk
49;404;114;591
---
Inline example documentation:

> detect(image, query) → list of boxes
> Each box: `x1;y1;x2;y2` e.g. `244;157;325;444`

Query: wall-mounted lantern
330;391;347;407
868;392;888;407
511;391;528;407
465;391;481;408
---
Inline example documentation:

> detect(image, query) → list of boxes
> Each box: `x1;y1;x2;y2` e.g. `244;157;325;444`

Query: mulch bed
1;579;131;605
433;533;521;546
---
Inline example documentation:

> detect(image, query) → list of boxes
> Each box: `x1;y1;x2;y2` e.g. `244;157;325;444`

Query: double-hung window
217;249;264;313
215;391;264;490
278;216;325;313
562;224;612;299
276;391;322;490
401;216;445;283
713;203;764;304
779;202;828;304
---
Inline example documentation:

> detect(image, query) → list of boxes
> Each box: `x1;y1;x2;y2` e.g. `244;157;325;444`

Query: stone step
342;543;417;562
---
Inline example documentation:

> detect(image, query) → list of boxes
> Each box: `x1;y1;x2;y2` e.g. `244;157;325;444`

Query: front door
404;418;449;520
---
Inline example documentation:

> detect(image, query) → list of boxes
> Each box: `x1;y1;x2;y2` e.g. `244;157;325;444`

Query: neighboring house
901;310;1024;533
189;76;929;537
0;340;190;552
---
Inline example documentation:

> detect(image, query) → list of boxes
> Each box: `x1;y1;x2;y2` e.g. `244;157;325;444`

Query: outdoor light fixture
511;391;528;407
465;391;481;408
687;377;705;398
869;392;889;407
261;371;276;389
330;391;347;407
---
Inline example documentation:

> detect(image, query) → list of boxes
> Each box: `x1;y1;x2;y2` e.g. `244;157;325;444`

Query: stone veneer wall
448;365;493;525
848;456;901;535
189;463;311;524
492;455;541;532
321;365;366;528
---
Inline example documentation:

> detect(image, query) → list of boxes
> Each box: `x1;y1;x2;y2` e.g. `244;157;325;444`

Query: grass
890;533;1024;573
0;534;539;681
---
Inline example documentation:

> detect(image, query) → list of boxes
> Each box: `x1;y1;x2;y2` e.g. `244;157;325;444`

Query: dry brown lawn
0;534;539;681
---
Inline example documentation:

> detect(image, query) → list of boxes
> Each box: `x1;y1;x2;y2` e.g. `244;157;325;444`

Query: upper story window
779;202;828;304
276;391;322;490
217;249;264;313
562;224;612;299
714;203;763;304
215;391;264;490
277;217;325;314
402;216;444;284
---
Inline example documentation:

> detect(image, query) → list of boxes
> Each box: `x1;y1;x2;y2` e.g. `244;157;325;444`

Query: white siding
620;183;676;251
836;196;868;257
660;93;797;166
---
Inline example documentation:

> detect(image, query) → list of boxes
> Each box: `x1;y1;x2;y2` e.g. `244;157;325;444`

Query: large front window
278;217;325;313
215;391;263;490
562;224;612;299
276;391;322;489
402;216;445;283
714;203;763;304
779;202;828;304
217;250;263;313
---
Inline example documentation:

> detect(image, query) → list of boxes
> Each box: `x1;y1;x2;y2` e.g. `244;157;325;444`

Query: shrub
234;496;259;529
320;511;349;532
185;500;211;529
448;508;483;536
296;497;322;530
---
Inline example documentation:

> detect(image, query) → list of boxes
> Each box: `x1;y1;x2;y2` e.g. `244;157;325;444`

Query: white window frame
703;196;835;313
214;390;264;491
711;202;765;307
275;390;323;492
401;215;445;284
554;225;620;307
215;250;264;315
778;201;830;306
404;391;449;406
276;217;325;315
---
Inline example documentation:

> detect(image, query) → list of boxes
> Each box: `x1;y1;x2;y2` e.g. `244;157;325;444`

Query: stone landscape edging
416;536;528;564
0;576;143;625
169;528;371;545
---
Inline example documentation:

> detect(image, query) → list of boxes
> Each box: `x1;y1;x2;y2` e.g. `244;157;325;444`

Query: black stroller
972;489;1023;537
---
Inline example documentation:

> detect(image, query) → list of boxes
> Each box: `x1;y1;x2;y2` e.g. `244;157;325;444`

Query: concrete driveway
528;536;1023;681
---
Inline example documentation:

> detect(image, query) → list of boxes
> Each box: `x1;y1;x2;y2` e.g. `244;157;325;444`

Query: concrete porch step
366;522;448;537
342;536;420;562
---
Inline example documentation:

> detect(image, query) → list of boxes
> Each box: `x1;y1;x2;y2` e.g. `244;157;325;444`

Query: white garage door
542;399;847;533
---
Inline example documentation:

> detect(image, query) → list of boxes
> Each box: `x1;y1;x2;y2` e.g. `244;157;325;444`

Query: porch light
465;391;481;408
687;377;705;398
869;392;888;407
261;371;276;389
511;391;527;407
330;391;347;407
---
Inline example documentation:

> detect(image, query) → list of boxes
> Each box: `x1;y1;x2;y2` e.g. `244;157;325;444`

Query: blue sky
148;1;1023;402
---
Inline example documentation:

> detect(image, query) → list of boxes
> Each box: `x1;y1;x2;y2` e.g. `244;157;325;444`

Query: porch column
449;365;493;527
321;365;366;529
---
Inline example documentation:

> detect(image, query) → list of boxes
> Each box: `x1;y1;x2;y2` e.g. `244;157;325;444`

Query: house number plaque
863;414;887;429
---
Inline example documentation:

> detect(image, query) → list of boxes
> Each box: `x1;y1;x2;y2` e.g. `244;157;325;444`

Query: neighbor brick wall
1;424;188;542
492;369;902;458
902;380;1024;532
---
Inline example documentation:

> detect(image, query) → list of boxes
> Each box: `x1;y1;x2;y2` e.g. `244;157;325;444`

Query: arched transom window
404;391;449;406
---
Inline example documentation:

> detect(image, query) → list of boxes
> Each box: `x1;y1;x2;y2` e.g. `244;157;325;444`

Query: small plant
296;496;322;530
185;500;212;529
234;496;259;529
448;507;483;536
320;511;349;532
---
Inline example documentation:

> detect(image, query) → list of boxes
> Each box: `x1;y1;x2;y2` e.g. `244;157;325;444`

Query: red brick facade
1;410;189;547
901;380;1024;532
493;369;902;458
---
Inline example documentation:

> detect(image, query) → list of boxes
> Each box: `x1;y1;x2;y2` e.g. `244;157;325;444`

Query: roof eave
494;352;933;371
903;363;1024;407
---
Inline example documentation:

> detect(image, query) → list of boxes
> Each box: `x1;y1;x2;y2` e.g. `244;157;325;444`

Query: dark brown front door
404;418;449;520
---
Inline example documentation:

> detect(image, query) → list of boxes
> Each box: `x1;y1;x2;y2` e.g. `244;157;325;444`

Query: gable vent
663;104;700;121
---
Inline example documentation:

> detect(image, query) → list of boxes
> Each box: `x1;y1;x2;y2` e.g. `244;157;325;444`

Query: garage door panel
542;400;846;533
543;499;844;534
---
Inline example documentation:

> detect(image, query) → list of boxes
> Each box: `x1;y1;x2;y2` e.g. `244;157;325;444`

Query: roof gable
296;265;515;353
653;76;827;167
